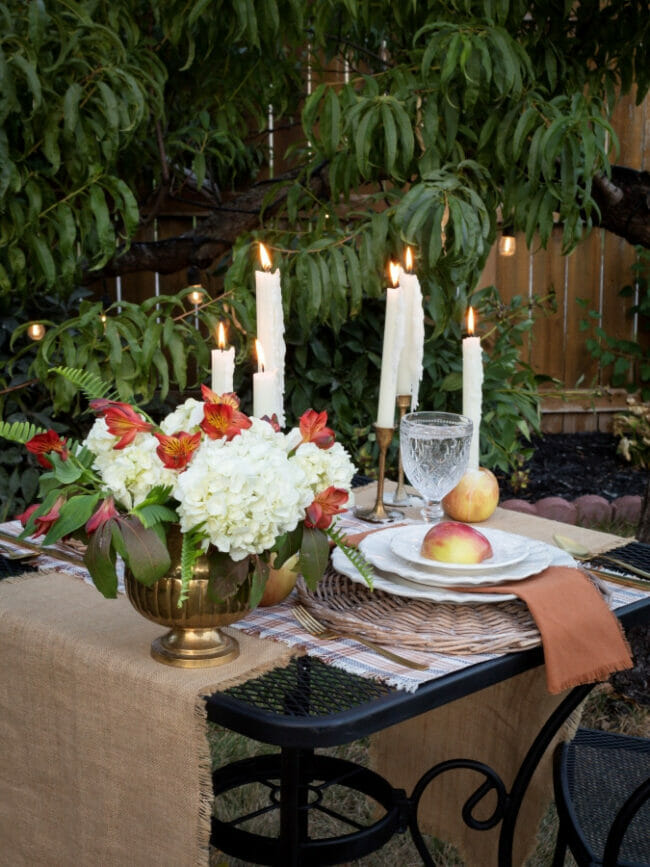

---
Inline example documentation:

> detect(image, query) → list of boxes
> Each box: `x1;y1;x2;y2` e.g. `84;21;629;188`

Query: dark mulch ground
494;431;647;503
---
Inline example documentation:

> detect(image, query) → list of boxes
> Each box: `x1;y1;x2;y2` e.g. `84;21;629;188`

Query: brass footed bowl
124;529;252;668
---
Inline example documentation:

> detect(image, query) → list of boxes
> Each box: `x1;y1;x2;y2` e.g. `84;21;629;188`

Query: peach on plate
420;521;493;564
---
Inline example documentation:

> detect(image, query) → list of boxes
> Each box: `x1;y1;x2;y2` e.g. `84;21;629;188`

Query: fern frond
326;522;374;589
51;366;118;402
0;419;46;444
179;526;206;607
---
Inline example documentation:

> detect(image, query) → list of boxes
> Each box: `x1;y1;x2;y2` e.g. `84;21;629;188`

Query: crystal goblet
399;411;473;523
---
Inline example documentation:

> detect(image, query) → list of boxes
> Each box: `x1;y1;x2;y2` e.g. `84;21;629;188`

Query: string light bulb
26;322;46;341
498;230;516;256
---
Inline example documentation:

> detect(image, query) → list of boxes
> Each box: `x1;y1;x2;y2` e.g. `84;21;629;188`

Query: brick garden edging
500;493;642;527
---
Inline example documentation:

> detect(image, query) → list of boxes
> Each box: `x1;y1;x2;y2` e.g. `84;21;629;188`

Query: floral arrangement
2;368;372;608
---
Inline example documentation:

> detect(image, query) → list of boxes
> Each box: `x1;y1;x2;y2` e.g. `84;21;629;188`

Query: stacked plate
331;524;576;604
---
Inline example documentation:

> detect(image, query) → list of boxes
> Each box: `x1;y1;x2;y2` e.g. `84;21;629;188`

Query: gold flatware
553;534;650;581
0;530;86;569
292;604;429;671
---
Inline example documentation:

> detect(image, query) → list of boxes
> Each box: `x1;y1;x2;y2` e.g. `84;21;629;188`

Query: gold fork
292;604;428;671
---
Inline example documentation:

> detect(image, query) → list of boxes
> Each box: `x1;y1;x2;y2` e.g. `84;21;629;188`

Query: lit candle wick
255;339;266;373
405;247;413;273
217;321;227;350
467;306;475;335
259;242;272;272
389;260;400;287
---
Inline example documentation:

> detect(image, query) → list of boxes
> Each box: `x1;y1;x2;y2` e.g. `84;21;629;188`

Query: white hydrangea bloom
174;423;313;560
291;441;356;498
160;398;205;435
90;432;176;510
83;417;117;456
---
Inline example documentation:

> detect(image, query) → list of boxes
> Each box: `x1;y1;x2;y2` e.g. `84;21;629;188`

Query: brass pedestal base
151;627;240;668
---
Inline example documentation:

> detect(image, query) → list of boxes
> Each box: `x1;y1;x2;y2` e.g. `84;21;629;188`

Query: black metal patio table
205;591;650;867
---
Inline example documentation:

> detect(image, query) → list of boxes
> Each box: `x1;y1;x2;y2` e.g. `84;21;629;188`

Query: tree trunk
83;168;326;283
592;166;650;248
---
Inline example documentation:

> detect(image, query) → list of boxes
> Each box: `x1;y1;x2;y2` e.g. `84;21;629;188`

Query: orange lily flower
85;497;119;534
99;403;152;449
200;384;240;409
299;409;335;450
304;486;349;530
154;431;201;470
25;430;69;469
16;503;39;527
31;496;65;538
200;402;252;441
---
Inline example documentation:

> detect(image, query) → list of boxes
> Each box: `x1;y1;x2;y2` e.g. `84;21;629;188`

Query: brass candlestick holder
392;394;411;505
355;425;403;523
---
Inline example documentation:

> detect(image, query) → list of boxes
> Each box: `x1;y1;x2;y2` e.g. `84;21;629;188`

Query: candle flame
255;339;266;372
259;243;272;271
467;306;476;335
405;247;413;272
389;261;400;287
217;321;226;349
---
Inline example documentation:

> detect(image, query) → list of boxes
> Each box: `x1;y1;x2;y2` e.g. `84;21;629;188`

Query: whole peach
420;521;493;564
259;553;300;607
442;467;499;523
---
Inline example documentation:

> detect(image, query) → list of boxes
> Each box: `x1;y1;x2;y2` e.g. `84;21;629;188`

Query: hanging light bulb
26;322;46;341
186;265;204;304
498;230;516;256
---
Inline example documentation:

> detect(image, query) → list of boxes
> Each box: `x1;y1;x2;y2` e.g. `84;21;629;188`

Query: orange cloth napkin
344;527;633;694
465;566;633;694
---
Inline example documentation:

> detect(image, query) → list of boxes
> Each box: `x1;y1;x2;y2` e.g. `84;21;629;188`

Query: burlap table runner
0;571;294;867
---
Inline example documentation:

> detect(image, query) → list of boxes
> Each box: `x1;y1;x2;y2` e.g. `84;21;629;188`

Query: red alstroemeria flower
100;404;152;449
200;402;252;441
85;497;119;534
154;431;201;470
16;503;39;527
304;486;349;530
261;413;281;432
25;430;69;469
200;384;241;409
299;409;335;450
32;496;65;538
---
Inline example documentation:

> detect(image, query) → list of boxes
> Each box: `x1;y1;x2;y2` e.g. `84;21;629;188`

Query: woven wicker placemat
296;567;544;655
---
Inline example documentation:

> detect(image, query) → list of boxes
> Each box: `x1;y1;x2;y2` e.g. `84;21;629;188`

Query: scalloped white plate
360;526;561;587
333;532;575;603
389;524;529;573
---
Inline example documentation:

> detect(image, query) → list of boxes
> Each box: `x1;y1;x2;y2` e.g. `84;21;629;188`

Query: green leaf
115;516;171;585
298;526;329;589
42;493;100;545
134;503;178;529
48;451;82;484
207;550;251;600
83;521;119;598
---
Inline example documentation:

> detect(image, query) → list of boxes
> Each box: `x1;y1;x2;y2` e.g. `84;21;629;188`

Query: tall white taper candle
462;306;483;470
376;262;406;428
255;243;285;425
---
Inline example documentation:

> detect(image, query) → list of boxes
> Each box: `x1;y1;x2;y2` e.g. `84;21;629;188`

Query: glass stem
421;500;444;523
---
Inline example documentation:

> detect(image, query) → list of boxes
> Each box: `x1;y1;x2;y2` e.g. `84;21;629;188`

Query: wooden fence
96;87;650;432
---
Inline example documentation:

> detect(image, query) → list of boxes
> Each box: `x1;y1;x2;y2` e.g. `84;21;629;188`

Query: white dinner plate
389;524;529;573
332;538;576;604
359;526;563;587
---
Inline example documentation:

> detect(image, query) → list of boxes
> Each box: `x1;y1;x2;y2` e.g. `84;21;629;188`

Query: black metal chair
553;728;650;866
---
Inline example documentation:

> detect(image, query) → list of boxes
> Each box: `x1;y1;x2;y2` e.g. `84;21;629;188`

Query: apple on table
442;467;499;523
